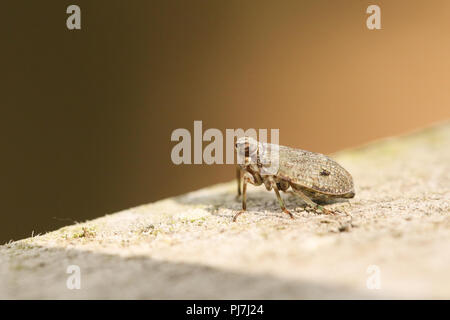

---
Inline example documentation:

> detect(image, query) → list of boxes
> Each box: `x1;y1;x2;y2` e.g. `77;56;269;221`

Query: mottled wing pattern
275;145;354;195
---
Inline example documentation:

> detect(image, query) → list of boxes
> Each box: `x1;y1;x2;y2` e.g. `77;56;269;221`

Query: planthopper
234;137;355;221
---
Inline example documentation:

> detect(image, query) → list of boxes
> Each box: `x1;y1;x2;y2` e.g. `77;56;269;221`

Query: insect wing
277;145;354;195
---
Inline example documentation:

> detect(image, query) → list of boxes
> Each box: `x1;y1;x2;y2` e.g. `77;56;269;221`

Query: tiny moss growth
72;226;97;239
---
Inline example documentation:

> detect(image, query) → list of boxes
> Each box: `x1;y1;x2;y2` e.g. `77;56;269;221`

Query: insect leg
291;188;336;215
233;173;254;222
272;182;294;219
233;179;247;222
236;166;242;197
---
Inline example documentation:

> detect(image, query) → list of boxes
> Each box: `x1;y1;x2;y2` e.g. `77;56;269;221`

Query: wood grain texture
1;121;449;299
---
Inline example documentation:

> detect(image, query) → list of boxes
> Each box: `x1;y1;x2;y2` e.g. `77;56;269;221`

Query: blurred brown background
2;0;450;243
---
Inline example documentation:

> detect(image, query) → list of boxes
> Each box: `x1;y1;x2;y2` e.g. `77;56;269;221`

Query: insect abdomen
277;145;354;196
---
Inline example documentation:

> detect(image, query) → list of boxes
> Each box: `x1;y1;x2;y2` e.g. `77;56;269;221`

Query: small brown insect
234;137;355;221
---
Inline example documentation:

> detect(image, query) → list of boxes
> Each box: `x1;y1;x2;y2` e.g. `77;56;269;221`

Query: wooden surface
1;122;449;299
